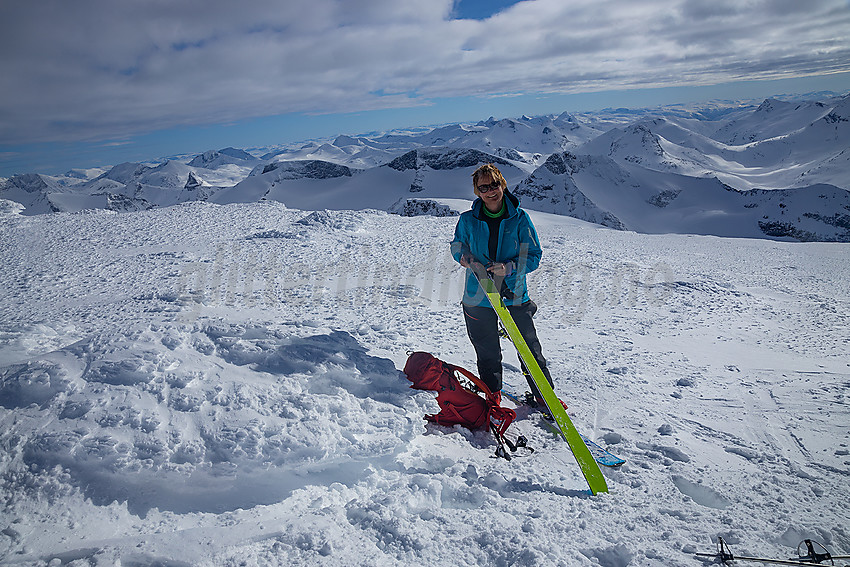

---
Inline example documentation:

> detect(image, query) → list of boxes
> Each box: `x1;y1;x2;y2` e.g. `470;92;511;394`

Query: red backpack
403;352;525;459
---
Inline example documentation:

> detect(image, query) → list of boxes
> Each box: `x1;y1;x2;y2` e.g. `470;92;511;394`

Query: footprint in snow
671;475;731;509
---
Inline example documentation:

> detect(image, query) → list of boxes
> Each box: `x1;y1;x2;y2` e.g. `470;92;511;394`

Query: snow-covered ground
1;198;848;566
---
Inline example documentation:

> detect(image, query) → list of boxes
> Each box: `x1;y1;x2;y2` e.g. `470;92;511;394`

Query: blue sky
1;0;849;178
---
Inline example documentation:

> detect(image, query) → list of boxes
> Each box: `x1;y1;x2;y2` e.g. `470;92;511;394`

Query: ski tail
503;390;625;468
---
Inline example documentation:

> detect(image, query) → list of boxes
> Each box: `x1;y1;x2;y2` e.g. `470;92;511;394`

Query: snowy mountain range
2;94;848;241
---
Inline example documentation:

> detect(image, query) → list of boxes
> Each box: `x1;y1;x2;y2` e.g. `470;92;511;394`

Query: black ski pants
462;300;553;396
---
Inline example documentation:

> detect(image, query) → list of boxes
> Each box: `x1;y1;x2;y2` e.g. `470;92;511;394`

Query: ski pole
695;537;850;566
489;421;512;461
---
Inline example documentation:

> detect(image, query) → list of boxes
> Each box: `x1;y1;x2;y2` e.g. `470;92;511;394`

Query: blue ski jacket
450;191;542;307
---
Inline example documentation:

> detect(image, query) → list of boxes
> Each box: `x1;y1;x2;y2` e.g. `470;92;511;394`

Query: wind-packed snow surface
1;197;847;566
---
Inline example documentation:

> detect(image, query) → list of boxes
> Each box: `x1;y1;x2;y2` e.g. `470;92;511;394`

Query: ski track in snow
0;200;848;566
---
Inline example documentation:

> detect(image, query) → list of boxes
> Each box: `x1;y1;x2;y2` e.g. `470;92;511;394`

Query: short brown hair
472;164;507;196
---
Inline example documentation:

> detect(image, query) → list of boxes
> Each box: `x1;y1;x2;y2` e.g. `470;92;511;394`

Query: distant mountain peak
756;98;788;113
99;162;152;184
5;173;54;193
187;148;255;168
333;135;363;147
256;160;355;180
184;171;206;190
385;147;511;172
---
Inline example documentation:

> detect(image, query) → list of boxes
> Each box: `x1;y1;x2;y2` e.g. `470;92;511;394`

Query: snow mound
6;322;419;517
0;198;25;216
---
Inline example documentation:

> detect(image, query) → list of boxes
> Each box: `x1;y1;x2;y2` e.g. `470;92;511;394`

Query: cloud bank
1;0;848;145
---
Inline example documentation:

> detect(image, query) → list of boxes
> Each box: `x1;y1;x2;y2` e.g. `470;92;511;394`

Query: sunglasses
477;181;501;193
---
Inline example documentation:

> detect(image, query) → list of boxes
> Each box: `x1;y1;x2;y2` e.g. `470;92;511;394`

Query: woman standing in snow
450;163;554;402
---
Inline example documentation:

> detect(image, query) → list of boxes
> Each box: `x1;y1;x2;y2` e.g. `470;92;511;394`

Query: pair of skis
469;263;611;495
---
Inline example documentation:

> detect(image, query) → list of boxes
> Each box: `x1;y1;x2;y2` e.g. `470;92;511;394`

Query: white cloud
0;0;848;144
